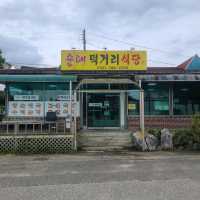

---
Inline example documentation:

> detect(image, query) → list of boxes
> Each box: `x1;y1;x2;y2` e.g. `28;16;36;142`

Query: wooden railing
0;121;71;135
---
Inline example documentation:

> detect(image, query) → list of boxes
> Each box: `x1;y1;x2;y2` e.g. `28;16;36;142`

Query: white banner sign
8;101;80;117
45;101;70;117
14;95;39;101
8;101;44;117
56;95;74;101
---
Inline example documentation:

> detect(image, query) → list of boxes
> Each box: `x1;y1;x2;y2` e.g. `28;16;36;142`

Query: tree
192;114;200;143
0;49;5;67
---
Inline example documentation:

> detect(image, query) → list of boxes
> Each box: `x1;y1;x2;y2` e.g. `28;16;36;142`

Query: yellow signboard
128;103;136;110
61;50;147;71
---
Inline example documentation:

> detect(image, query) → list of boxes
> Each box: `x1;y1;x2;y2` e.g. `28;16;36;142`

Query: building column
169;83;174;116
69;81;72;132
5;84;8;117
120;91;125;129
139;80;145;151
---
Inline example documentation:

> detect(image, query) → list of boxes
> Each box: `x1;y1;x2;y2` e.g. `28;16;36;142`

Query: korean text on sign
61;50;147;71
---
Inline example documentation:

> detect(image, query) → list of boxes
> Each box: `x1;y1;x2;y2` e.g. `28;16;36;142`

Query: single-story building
0;51;199;151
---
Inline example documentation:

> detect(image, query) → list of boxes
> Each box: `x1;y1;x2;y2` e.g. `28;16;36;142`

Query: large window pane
44;83;69;101
8;83;70;102
144;82;169;115
173;82;200;115
8;83;43;101
128;91;139;115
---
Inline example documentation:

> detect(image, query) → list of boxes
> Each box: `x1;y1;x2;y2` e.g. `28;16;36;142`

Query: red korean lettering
131;54;140;65
121;54;129;64
65;53;74;67
75;55;86;64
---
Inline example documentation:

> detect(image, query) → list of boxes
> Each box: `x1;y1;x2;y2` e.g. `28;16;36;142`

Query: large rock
161;128;173;150
145;134;158;151
132;131;158;151
132;131;146;150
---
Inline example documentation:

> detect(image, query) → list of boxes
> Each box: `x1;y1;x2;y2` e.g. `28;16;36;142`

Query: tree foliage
192;114;200;143
0;49;5;67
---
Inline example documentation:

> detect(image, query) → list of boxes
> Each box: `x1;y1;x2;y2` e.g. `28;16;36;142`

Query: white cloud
0;0;199;67
0;35;42;64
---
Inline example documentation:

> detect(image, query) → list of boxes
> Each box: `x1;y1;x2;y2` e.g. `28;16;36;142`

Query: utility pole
82;29;86;51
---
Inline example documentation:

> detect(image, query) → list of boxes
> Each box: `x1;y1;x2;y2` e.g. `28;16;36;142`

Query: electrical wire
87;31;188;58
2;29;186;67
86;37;177;66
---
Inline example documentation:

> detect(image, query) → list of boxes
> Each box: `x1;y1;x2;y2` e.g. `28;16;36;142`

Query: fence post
74;90;77;151
69;80;72;134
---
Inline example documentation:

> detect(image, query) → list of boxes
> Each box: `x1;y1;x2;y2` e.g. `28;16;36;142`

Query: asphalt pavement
0;151;200;200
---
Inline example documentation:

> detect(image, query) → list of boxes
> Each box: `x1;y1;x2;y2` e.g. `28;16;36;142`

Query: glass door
87;93;120;128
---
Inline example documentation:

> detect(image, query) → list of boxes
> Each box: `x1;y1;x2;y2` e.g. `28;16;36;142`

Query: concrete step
80;146;129;152
78;130;133;150
78;139;132;147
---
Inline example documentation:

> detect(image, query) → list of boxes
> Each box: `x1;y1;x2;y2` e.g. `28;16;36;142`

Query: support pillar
74;90;77;151
139;80;145;151
69;81;72;133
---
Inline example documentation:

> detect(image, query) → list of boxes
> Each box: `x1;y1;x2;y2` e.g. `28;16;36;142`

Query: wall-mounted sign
8;101;44;117
45;101;70;117
128;103;136;110
14;95;39;101
88;103;103;107
8;101;80;117
56;95;74;101
45;101;79;117
61;50;147;71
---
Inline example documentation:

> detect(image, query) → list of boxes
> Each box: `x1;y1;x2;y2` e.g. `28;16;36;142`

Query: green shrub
173;128;194;149
192;114;200;143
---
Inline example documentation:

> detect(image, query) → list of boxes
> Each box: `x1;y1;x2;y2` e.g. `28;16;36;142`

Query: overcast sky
0;0;199;67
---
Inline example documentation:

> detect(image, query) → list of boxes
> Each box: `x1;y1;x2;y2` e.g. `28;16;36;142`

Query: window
144;83;169;115
44;83;69;101
8;83;70;102
128;91;140;115
173;83;200;115
8;83;43;101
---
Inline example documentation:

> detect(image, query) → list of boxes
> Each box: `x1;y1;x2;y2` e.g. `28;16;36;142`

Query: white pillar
69;81;72;132
120;92;125;129
74;90;77;151
139;80;145;151
5;85;8;116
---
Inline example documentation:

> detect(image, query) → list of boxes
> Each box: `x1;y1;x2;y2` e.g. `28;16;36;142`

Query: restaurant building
0;50;200;152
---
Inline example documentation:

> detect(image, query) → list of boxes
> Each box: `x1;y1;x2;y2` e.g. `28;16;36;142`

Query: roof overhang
0;75;77;83
78;78;135;84
75;78;141;91
135;74;200;81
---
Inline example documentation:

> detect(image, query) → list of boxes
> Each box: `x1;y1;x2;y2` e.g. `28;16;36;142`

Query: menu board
8;101;80;117
8;101;44;117
45;101;70;117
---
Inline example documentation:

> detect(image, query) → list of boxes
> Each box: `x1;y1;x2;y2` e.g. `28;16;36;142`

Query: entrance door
87;93;120;128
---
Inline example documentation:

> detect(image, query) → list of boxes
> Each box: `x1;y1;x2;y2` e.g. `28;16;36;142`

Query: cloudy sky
0;0;199;67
